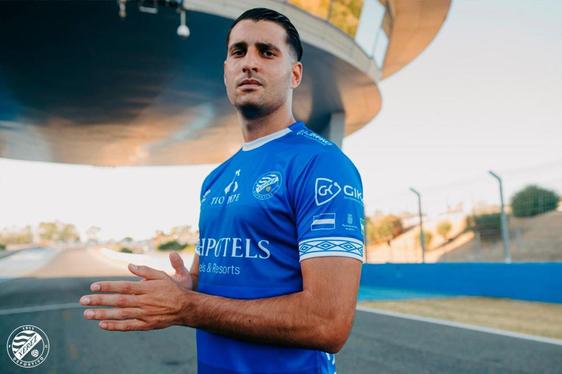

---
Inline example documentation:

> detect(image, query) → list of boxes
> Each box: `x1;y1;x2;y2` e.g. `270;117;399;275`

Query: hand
80;263;191;331
168;252;193;291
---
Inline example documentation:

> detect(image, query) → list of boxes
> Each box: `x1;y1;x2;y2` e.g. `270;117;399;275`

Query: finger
169;252;187;274
128;264;167;280
99;319;150;332
90;281;144;294
80;294;139;308
83;307;143;321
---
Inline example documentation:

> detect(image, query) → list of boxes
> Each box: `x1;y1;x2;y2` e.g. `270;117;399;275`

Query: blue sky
1;0;561;241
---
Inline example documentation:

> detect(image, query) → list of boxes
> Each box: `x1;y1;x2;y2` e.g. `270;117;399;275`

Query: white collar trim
242;127;291;151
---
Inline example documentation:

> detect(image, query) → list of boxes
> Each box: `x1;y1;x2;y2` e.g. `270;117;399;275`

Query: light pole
488;171;511;263
409;187;425;263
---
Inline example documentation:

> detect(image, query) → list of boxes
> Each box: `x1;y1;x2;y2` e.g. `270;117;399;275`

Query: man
80;8;365;373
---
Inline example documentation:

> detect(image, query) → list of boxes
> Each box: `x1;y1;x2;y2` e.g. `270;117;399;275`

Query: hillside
366;210;562;263
438;210;562;262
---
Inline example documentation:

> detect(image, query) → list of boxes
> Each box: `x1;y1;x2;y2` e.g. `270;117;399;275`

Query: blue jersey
196;121;364;373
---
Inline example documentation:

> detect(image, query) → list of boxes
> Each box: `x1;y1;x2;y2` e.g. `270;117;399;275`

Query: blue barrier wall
360;263;562;303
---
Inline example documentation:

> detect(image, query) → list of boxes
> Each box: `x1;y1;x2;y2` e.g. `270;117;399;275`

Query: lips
238;78;262;87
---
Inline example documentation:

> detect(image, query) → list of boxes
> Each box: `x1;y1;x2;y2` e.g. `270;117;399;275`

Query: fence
364;161;562;263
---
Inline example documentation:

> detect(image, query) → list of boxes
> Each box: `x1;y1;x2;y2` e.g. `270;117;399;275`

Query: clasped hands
80;252;193;331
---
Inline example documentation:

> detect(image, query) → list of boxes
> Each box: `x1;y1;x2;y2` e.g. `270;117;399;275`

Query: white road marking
357;306;562;346
0;303;83;316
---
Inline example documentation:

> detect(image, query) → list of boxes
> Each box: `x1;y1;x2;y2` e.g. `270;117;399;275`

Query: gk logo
315;178;342;206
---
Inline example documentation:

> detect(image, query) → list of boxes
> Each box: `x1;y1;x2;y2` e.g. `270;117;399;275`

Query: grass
359;297;562;340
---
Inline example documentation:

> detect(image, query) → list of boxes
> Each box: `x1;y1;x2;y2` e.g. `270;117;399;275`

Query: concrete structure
0;0;450;166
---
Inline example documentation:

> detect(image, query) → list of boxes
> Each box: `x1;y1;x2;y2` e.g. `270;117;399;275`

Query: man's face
224;20;302;118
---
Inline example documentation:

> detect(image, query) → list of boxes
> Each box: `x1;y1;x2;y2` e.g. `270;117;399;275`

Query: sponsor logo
311;213;336;231
196;237;271;260
199;263;241;276
6;325;50;368
342;213;359;231
296;129;332;146
315;178;342;206
224;169;241;195
315;177;363;206
211;169;242;206
201;189;211;204
343;185;363;203
253;171;282;200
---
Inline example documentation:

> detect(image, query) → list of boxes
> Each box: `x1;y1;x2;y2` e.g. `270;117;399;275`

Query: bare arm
182;257;361;353
81;256;361;353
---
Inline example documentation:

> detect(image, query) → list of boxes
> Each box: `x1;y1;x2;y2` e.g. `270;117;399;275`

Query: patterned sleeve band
299;237;365;263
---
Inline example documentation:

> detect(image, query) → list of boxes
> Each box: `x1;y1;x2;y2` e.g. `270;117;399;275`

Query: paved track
1;248;561;373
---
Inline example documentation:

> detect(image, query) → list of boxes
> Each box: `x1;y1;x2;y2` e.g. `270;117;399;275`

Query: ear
291;61;303;89
223;60;227;87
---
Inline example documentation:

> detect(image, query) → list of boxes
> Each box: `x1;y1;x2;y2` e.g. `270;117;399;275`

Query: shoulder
279;124;352;161
278;128;362;200
284;130;360;178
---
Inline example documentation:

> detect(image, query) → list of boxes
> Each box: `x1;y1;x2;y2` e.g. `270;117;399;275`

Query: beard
237;102;269;119
235;94;282;120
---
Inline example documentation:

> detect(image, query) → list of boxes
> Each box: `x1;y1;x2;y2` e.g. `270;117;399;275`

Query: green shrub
157;240;187;251
437;221;452;241
511;185;559;217
366;215;403;245
183;244;196;253
119;247;133;254
468;213;501;241
420;230;433;248
0;243;5;251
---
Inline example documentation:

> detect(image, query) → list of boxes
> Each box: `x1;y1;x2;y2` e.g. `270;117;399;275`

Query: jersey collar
242;121;303;151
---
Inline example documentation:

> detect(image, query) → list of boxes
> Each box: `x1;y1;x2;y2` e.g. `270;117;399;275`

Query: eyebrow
229;41;282;54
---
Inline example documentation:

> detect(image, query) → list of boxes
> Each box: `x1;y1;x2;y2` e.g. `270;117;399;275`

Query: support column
323;112;345;148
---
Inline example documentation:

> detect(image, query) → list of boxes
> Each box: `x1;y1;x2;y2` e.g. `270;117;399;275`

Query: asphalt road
1;248;561;373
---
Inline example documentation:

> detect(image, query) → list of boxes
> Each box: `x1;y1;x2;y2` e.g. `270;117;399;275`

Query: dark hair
226;8;303;61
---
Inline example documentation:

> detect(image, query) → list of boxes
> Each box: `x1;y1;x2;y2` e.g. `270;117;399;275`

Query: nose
242;48;260;74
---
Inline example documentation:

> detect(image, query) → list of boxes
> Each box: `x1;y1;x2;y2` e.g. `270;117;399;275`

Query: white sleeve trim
299;236;364;263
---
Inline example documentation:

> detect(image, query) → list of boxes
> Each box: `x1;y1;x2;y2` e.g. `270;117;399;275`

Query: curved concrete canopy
0;0;381;166
382;0;451;78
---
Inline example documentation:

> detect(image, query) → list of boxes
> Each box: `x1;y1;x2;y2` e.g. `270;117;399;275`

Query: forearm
180;289;344;353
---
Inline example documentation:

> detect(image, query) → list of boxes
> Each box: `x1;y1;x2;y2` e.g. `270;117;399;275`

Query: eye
262;50;275;57
231;49;244;57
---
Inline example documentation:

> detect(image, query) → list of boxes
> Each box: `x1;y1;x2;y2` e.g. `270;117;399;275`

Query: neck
238;104;296;143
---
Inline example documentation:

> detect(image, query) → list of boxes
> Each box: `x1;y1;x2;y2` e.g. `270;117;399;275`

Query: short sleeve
291;151;365;263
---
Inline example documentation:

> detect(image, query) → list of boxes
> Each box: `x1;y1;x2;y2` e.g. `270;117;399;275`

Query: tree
437;221;452;241
38;221;80;243
420;230;433;248
0;226;33;245
60;224;80;242
157;240;187;251
511;185;559;217
39;222;58;242
365;215;404;246
467;213;501;241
